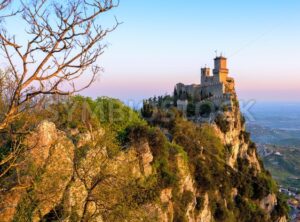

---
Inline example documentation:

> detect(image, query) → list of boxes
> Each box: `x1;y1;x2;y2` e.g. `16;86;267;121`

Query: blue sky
4;0;300;103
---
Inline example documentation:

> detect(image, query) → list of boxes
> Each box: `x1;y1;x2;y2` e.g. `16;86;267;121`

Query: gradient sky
5;0;300;103
80;0;300;103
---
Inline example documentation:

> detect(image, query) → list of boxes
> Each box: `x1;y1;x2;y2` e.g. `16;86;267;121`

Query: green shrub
172;119;225;160
194;159;213;189
195;196;205;211
132;186;159;205
173;190;194;222
234;195;268;222
168;143;188;163
48;96;146;136
120;123;178;190
199;103;213;117
252;172;277;199
198;124;225;158
187;102;196;117
118;124;150;146
157;158;178;188
213;202;229;221
119;177;160;217
235;157;278;200
141;101;154;118
181;191;194;208
13;193;37;222
75;145;89;162
271;193;289;219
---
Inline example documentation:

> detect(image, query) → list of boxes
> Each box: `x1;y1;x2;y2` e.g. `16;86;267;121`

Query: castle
175;56;235;115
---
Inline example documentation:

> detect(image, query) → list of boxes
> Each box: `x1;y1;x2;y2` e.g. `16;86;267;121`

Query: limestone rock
176;154;195;194
0;121;74;222
196;193;212;222
276;216;288;222
136;142;153;177
259;193;277;214
24;121;58;170
160;188;172;203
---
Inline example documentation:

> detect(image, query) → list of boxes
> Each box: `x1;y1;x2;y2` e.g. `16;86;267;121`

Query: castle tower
213;56;229;84
201;67;210;85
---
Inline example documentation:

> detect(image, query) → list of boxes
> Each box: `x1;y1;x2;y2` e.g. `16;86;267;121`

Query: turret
201;67;210;85
213;56;229;84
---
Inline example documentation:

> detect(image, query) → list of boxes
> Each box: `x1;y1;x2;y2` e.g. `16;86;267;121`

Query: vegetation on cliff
140;98;289;222
0;96;289;221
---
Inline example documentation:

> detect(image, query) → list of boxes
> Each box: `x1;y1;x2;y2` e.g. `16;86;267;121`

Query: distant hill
259;144;300;190
247;123;300;147
245;103;300;191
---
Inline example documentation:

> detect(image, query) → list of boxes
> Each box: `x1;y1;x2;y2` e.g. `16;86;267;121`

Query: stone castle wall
208;94;232;108
176;83;201;98
201;75;215;85
200;83;224;98
175;57;233;112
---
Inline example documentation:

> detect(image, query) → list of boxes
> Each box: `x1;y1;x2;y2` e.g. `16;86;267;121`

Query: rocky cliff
0;96;289;222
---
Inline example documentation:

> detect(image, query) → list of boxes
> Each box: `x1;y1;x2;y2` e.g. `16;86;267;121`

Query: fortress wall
177;99;188;113
209;95;232;108
176;84;201;98
195;94;232;110
185;85;201;96
175;84;186;93
200;83;224;97
201;76;215;85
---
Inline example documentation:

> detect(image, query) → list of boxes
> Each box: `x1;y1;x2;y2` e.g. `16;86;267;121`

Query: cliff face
216;100;261;170
0;97;288;222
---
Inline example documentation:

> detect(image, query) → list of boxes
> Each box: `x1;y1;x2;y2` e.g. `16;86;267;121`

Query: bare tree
0;0;120;131
0;0;11;11
0;137;23;178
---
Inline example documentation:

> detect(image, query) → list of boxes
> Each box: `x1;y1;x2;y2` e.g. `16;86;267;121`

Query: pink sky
80;1;300;102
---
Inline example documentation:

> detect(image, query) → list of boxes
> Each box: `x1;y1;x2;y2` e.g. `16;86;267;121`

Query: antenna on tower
215;50;218;57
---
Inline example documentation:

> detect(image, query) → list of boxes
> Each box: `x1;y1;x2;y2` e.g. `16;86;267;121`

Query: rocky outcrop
176;154;195;194
0;99;288;222
136;141;154;177
211;100;285;219
0;121;157;222
260;194;277;214
0;121;74;222
211;101;262;173
196;193;212;222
